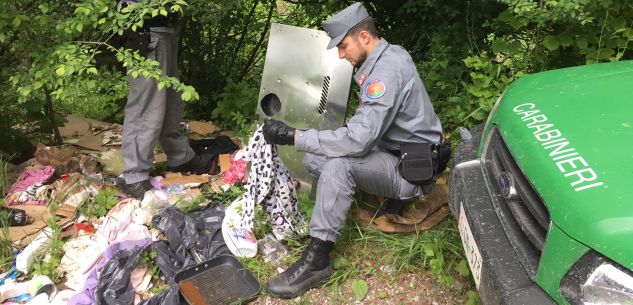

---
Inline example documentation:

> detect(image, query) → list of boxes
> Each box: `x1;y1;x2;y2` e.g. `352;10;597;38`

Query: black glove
263;119;295;145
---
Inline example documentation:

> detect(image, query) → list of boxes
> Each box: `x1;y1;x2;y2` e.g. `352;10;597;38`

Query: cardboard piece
353;206;450;234
8;205;52;247
59;115;122;151
187;121;219;138
102;131;123;146
55;204;77;219
162;172;209;188
59;115;98;139
218;154;231;173
154;153;167;163
353;182;450;234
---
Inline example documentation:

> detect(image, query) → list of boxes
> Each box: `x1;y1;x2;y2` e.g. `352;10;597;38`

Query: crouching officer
263;2;444;298
117;0;214;199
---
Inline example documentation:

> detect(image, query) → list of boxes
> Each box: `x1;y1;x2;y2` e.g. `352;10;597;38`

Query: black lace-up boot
267;237;335;298
116;178;152;200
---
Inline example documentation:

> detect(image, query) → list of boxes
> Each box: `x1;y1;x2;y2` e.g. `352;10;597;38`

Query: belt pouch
398;143;434;185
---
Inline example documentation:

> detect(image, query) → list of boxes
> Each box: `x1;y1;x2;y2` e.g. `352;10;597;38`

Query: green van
449;61;633;305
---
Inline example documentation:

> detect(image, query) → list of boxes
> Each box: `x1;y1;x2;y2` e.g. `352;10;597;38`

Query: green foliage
0;156;9;197
31;218;65;283
57;69;128;122
0;0;197;154
0;209;14;273
3;0;632;154
78;187;118;218
141;249;161;281
211;80;259;139
176;194;207;212
205;185;244;206
455;259;471;277
297;192;314;222
351;279;368;301
466;290;481;305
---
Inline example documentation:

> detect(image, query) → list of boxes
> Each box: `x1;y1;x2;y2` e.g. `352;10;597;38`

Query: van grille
483;127;551;278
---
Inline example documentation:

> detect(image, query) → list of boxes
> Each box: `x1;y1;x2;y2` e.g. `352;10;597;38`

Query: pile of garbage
0;116;266;304
0;115;452;304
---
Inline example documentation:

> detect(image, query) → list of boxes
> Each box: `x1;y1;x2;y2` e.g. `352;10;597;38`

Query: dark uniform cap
322;2;370;49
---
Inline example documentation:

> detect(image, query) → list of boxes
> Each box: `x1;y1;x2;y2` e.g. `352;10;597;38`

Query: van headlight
561;250;633;305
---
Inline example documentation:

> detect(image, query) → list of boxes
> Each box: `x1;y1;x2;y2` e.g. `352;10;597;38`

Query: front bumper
448;125;557;305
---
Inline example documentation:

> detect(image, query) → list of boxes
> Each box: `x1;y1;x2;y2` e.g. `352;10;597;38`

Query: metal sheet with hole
256;23;353;193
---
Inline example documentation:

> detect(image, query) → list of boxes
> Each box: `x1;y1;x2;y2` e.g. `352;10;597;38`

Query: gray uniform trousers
303;149;428;242
122;30;194;184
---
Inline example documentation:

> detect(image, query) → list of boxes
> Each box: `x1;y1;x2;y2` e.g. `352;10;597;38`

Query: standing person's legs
122;32;169;185
154;31;195;168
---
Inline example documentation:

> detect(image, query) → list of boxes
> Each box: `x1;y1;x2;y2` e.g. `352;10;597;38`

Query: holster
396;140;452;186
122;28;151;56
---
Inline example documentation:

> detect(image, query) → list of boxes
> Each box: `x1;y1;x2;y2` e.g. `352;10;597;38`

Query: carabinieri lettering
512;103;604;192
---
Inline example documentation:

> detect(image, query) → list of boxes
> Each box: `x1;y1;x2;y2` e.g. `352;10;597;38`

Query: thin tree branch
230;0;260;77
238;1;274;82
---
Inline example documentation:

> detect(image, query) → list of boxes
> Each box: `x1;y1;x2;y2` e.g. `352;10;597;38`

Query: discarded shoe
167;153;215;175
267;237;334;298
116;178;152;200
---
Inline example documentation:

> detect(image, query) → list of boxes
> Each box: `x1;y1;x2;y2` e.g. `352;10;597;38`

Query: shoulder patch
365;80;386;99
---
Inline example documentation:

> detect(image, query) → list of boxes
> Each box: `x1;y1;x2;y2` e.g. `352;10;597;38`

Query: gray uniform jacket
295;38;443;157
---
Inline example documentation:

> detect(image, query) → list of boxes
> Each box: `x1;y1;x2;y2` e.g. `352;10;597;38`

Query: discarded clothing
222;127;306;257
5;166;55;206
189;136;239;175
189;135;238;156
68;238;152;305
63;199;152;298
221;155;247;185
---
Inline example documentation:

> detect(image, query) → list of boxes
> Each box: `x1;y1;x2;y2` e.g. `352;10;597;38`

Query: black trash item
189;136;239;156
151;206;231;283
175;255;261;305
95;205;235;305
0;207;30;226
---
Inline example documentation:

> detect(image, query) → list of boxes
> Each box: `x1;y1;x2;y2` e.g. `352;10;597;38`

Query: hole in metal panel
318;76;330;114
260;93;281;116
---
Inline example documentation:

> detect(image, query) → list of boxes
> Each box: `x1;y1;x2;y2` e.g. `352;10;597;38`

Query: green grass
0;208;14;273
0;158;13;273
0;155;9;197
237;192;476;302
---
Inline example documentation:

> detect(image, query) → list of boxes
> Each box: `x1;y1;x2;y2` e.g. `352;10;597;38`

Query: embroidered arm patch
365;80;386;99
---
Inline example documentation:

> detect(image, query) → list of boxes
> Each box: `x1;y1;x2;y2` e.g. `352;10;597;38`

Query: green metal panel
536;224;589;304
479;60;633;271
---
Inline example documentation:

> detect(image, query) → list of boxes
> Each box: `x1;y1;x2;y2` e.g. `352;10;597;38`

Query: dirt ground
251;264;471;305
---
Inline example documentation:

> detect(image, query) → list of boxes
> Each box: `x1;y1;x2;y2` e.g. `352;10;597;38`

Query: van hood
487;61;633;269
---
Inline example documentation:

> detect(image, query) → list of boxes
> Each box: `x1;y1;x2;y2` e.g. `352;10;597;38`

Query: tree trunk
44;88;62;145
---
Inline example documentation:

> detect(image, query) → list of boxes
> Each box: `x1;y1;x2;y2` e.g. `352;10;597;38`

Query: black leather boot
267;237;335;298
378;198;414;216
